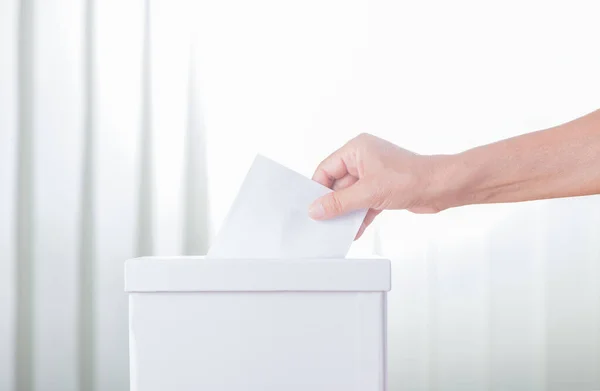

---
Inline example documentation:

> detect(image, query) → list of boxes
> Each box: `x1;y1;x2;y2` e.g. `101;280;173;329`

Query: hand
308;133;451;239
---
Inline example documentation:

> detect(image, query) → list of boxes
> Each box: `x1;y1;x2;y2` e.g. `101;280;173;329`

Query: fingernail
308;202;325;219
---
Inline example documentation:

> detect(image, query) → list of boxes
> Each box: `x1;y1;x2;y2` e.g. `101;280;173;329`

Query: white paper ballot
207;155;367;259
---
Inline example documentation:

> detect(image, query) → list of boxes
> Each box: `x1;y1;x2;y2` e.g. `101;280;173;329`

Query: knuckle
353;133;369;145
326;193;344;215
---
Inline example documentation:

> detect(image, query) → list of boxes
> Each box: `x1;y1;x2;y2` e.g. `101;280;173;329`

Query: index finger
312;147;350;189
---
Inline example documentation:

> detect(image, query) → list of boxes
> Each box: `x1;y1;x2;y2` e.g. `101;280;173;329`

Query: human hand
309;133;452;239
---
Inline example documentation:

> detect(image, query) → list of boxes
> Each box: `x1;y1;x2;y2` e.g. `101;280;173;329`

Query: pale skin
308;109;600;240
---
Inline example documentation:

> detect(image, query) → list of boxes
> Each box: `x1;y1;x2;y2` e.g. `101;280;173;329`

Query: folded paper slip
207;154;367;259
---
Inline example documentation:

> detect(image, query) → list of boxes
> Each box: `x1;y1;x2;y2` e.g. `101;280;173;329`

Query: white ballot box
125;256;391;391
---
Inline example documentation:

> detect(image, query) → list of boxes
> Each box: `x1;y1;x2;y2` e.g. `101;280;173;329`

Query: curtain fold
1;1;599;391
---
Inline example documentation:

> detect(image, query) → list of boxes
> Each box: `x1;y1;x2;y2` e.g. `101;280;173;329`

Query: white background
1;0;599;390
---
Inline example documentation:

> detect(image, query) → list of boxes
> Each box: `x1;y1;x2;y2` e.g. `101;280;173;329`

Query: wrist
426;152;477;211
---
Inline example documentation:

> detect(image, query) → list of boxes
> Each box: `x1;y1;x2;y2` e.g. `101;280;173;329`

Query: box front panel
129;292;385;391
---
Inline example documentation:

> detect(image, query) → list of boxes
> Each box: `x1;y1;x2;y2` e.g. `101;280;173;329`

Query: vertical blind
0;1;599;391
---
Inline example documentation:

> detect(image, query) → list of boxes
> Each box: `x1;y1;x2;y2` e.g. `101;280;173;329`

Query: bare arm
309;109;600;239
442;109;600;208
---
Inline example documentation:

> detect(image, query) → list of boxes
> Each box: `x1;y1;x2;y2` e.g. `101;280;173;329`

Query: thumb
308;180;373;220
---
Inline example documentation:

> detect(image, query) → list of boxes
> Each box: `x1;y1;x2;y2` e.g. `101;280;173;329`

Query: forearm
438;109;600;209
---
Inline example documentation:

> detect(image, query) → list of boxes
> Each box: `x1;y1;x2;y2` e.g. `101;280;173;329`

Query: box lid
125;256;391;292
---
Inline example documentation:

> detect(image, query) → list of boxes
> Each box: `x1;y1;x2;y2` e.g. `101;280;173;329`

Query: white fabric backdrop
1;1;599;390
